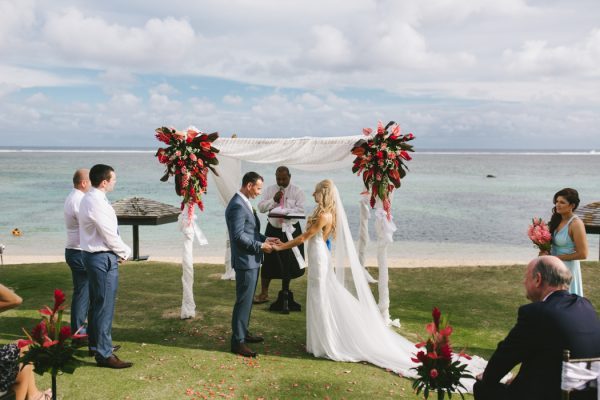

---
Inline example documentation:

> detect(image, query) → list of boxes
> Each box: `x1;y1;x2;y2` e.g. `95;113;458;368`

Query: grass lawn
1;260;599;399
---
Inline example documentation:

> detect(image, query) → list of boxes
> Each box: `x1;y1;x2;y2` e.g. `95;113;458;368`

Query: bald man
474;256;600;400
64;168;91;339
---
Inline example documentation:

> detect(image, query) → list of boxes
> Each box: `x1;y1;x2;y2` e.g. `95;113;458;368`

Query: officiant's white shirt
257;183;305;228
79;187;131;259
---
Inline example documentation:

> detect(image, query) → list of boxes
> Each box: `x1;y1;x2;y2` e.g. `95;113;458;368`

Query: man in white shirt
64;168;90;340
255;166;305;312
79;164;132;369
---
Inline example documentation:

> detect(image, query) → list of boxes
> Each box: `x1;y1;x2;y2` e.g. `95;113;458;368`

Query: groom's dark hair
89;164;114;187
242;171;263;186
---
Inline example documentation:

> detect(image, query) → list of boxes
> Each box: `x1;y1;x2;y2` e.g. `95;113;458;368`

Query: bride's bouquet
411;307;472;400
527;217;552;252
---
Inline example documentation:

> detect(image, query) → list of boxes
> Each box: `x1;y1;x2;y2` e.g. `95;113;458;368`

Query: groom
226;171;278;357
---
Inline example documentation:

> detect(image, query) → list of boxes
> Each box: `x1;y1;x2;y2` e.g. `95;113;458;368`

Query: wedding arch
195;136;402;326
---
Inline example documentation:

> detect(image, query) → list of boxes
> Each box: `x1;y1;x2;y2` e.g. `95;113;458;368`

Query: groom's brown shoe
96;355;133;369
231;343;257;358
245;334;264;343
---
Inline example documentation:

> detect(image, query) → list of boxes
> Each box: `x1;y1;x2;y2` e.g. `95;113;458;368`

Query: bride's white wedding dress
304;185;487;391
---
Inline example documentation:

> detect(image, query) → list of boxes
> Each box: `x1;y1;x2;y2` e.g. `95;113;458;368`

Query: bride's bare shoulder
317;211;333;222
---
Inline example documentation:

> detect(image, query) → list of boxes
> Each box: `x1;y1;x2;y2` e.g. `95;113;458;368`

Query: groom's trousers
231;268;259;348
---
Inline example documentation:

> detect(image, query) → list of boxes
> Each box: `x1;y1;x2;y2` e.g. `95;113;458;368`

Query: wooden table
113;197;181;261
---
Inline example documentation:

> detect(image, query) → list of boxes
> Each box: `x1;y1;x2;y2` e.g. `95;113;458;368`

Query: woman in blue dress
546;188;589;296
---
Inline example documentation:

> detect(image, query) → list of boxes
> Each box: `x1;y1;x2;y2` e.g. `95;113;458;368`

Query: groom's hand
266;237;281;245
261;242;273;253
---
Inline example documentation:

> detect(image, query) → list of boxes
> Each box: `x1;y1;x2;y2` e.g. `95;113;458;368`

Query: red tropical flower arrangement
411;307;473;400
155;126;220;220
19;289;87;400
351;120;415;220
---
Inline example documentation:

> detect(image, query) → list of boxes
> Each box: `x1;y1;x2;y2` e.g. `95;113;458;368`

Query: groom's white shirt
236;191;253;212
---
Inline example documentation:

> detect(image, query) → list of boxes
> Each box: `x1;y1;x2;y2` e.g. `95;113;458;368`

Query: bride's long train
302;184;488;393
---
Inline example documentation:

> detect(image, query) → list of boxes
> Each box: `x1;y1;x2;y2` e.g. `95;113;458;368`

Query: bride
273;179;486;387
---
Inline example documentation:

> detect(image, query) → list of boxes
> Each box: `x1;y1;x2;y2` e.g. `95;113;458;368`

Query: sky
0;0;599;149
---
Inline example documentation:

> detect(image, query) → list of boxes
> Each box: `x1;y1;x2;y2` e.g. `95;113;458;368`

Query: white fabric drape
179;204;208;319
562;361;600;400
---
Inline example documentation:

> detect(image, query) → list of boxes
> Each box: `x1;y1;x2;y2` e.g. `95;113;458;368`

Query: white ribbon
562;361;600;400
374;208;396;244
177;206;209;320
282;220;306;269
357;194;370;266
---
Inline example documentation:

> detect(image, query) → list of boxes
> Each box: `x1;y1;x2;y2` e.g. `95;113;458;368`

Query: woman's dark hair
549;188;580;235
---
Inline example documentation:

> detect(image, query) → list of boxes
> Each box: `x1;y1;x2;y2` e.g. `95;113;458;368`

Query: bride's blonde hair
308;179;337;238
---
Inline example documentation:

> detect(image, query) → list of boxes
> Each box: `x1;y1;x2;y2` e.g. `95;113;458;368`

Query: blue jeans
83;251;119;360
65;248;89;335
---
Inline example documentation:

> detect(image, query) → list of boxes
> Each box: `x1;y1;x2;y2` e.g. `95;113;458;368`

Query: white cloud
25;93;49;104
42;9;196;68
307;25;353;67
0;0;36;49
223;95;243;105
504;29;600;77
150;83;179;96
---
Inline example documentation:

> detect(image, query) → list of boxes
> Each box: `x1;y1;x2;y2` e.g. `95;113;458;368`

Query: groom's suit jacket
225;193;266;270
478;290;600;400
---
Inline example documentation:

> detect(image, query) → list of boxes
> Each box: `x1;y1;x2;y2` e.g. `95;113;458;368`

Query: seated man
474;256;600;400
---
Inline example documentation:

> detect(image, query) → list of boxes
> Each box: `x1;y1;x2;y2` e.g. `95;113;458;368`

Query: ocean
1;149;599;266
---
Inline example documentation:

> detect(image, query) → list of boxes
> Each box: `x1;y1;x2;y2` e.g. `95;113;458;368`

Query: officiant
255;166;305;312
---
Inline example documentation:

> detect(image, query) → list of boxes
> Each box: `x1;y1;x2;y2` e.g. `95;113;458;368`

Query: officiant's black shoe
245;334;264;343
231;343;257;358
288;291;302;312
269;290;289;313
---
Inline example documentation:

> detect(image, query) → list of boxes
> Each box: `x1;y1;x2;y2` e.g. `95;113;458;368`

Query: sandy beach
1;254;526;268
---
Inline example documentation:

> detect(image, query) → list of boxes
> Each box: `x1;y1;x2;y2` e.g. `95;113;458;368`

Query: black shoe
269;290;287;312
89;344;121;357
245;334;264;343
231;343;257;358
288;291;302;312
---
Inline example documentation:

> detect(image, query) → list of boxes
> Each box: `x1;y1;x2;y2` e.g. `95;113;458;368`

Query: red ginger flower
432;307;441;329
59;326;71;342
53;289;66;312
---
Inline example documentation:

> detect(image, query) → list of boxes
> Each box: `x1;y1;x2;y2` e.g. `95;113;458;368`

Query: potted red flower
411;307;473;400
18;289;87;400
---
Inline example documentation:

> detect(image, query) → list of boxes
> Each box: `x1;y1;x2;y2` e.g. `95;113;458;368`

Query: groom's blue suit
225;193;266;349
